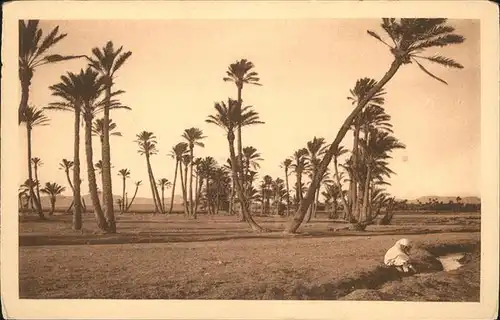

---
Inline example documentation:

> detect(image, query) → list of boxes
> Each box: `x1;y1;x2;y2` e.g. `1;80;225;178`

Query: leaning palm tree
157;178;172;213
167;142;188;214
125;180;142;213
40;182;65;216
20;106;49;220
280;158;293;216
135;131;163;214
47;71;84;229
206;98;267;232
223;59;262;186
182;128;206;218
59;159;75;212
31;157;43;211
19;20;84;122
285;18;465;233
118;169;131;214
87;41;132;233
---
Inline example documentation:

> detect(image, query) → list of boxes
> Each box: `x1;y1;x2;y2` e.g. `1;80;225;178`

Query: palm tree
118;169;131;214
92;118;122;141
59;159;75;212
135;131;163;214
182;128;206;218
19;20;84;122
87;41;132;233
40;182;65;216
305;137;327;220
199;157;217;215
223;59;262;188
47;71;84;229
125;180;142;213
290;148;309;205
157;178;172;213
280;159;292;216
206;98;267;232
20;106;49;220
31;157;43;211
285;18;465;233
167;142;188;214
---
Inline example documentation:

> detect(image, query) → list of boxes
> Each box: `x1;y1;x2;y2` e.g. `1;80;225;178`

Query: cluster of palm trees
19;18;466;234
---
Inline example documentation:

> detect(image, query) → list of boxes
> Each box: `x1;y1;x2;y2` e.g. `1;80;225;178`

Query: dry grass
19;212;480;300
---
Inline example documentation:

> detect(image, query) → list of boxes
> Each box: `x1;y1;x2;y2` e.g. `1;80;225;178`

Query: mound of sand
410;246;444;273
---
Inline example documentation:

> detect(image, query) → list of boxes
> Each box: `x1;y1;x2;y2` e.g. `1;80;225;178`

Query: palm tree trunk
146;154;161;214
227;130;266;232
161;186;165;213
333;157;350;220
34;164;42;211
189;148;195;219
50;197;55;216
101;85;116;232
179;161;188;216
169;160;179;214
206;176;212;215
121;177;126;214
285;170;290;216
126;184;140;212
228;180;234;215
361;166;372;223
195;178;203;214
285;59;402;234
26;126;44;219
84;117;108;231
19;73;31;123
350;124;361;219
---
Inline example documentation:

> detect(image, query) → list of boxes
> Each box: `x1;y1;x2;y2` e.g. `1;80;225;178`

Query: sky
20;18;481;200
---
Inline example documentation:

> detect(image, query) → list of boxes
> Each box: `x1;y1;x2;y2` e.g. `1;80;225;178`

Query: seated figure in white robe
384;238;417;273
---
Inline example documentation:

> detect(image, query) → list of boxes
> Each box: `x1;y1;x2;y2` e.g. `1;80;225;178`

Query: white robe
384;239;414;272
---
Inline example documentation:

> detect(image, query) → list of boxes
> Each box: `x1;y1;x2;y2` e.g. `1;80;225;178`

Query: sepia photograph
2;1;499;319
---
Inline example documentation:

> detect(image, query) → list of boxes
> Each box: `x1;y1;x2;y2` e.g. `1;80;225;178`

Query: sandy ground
18;212;480;300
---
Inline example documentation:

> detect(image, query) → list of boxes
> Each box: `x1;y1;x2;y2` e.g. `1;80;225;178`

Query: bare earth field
19;212;480;300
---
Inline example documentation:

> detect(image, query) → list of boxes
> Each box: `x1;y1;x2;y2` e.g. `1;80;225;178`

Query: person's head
396;238;412;253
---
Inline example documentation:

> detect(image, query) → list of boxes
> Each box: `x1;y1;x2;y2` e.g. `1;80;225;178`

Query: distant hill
36;193;184;209
406;196;480;205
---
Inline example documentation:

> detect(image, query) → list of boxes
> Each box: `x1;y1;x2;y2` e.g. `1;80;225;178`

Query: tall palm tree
118;169;131;214
47;71;84;229
19;20;84;122
223;59;262;188
285;18;465;233
167;142;188;214
206;98;267;232
135;131;163;214
157;178;172;213
31;157;43;211
125;180;142;213
280;159;292;216
182;128;206;218
40;182;65;216
20;106;49;219
87;41;132;233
